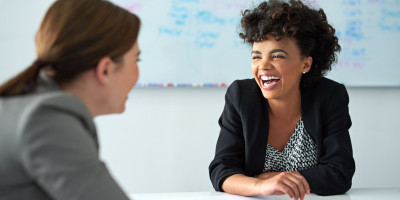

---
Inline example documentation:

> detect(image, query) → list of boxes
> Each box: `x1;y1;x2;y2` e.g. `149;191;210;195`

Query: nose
259;57;273;70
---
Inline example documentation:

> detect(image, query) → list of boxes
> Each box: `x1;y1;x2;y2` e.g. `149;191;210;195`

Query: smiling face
251;35;312;101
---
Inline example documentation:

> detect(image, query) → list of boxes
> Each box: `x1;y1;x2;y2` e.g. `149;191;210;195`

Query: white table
129;188;400;200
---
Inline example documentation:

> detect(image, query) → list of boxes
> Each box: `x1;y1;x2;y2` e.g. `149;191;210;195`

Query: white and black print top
263;118;318;172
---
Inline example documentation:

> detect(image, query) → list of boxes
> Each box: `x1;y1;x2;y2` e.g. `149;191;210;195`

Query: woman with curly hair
209;0;355;199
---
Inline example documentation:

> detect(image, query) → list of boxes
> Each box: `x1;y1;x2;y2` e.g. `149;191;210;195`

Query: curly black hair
239;0;341;87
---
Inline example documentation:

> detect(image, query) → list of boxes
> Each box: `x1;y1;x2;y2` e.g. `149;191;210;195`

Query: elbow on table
313;177;352;196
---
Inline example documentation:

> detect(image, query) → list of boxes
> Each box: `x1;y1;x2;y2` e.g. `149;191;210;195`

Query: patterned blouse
263;118;318;172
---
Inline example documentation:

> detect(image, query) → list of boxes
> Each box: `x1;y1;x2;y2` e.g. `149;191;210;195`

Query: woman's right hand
255;171;310;200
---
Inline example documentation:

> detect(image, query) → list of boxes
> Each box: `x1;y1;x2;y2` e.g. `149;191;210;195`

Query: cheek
124;65;139;90
132;64;139;84
281;68;301;84
251;63;262;87
277;64;291;76
251;62;258;77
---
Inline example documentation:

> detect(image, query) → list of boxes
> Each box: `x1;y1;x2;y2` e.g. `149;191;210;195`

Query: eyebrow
251;49;289;55
251;50;262;55
270;49;288;55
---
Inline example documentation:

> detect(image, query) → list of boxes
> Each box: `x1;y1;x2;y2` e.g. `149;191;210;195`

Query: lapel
245;80;269;175
301;84;321;160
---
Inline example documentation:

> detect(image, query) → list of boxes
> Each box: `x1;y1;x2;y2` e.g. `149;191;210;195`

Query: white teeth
261;76;280;81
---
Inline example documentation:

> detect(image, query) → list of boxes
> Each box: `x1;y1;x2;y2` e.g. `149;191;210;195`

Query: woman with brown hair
209;0;355;199
0;0;140;199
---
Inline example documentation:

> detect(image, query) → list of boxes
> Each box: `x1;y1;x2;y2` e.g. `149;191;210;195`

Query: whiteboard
1;0;400;87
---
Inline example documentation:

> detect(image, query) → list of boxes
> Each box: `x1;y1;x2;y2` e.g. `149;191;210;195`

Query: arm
209;82;246;192
209;82;309;199
223;172;310;200
299;84;355;195
18;102;129;200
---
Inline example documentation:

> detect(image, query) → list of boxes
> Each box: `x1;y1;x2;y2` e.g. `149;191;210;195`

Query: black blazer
209;77;355;196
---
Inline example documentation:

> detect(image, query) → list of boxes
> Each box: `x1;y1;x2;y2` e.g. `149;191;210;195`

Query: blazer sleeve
299;84;355;195
18;100;129;200
209;81;246;192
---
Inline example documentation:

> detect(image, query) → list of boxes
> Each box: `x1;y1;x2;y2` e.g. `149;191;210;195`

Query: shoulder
26;92;95;135
225;79;265;111
0;91;98;172
301;77;350;125
302;77;348;103
24;92;91;126
34;92;91;117
1;91;90;116
228;79;258;92
0;91;95;139
18;92;99;160
226;79;260;99
6;94;103;183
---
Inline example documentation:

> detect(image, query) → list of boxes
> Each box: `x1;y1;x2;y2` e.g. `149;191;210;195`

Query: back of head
0;0;140;96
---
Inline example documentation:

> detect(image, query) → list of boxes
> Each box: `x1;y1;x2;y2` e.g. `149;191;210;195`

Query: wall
96;87;400;194
2;0;400;87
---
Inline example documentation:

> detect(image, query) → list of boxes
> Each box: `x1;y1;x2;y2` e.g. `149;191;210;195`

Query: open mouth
260;75;281;89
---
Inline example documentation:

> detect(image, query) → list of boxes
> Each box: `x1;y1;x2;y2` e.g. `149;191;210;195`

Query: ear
302;56;313;74
95;57;115;85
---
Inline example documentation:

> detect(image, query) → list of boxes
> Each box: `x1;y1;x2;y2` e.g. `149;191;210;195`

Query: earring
303;64;308;74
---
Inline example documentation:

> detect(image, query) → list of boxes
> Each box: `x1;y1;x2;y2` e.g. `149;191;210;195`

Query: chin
116;107;126;114
109;106;125;114
260;90;277;100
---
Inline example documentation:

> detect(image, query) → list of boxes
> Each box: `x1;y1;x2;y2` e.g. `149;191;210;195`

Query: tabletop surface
129;188;400;200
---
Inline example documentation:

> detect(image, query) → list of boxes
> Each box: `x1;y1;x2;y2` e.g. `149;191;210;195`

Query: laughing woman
0;0;140;199
209;0;355;199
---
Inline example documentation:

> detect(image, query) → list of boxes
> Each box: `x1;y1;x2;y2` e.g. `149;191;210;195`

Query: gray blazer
0;73;129;200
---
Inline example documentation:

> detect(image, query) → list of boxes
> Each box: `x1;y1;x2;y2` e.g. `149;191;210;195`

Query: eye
272;54;285;59
252;56;262;60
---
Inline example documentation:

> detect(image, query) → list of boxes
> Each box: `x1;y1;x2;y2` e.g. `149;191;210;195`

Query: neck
64;87;100;118
60;71;105;118
268;88;302;121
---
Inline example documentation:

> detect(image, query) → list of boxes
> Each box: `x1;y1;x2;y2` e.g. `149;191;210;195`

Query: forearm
222;174;262;196
222;172;310;199
257;172;280;180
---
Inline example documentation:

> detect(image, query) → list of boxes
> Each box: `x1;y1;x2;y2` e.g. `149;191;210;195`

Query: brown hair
0;0;140;96
239;0;340;87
